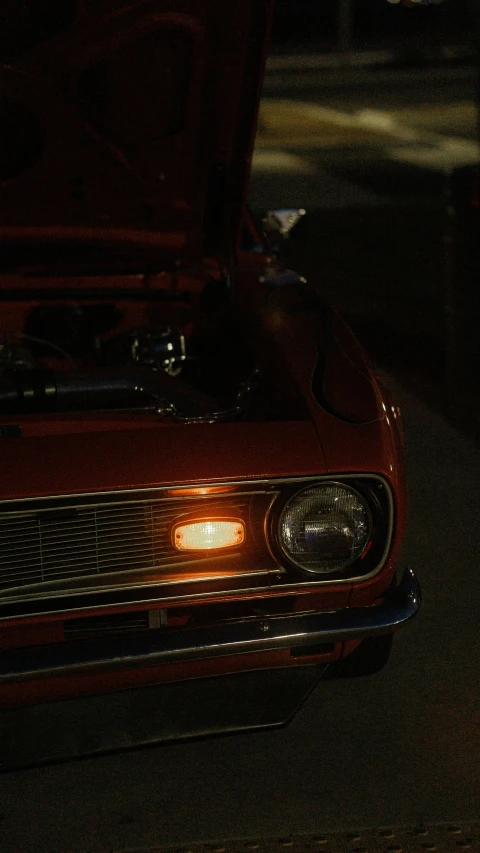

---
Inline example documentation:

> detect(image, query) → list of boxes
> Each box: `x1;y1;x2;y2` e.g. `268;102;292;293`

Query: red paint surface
0;421;325;502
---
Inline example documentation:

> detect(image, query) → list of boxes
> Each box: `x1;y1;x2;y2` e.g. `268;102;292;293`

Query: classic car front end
0;0;419;767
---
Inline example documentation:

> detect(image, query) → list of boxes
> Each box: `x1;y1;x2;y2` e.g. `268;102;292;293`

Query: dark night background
271;0;470;47
249;0;480;440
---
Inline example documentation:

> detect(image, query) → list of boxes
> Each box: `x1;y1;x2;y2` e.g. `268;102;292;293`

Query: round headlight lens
278;483;373;574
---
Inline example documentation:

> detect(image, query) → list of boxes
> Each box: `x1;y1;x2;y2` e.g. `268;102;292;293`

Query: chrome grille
0;487;273;601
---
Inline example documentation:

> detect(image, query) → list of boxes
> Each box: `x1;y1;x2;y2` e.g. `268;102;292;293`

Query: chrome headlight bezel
268;476;392;580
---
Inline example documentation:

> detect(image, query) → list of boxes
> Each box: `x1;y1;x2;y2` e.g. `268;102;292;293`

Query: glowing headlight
278;483;372;574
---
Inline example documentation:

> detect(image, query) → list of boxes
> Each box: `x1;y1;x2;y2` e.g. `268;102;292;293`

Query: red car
0;0;419;768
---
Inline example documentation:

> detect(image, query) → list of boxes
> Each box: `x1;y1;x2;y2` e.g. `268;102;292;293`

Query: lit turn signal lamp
173;519;245;551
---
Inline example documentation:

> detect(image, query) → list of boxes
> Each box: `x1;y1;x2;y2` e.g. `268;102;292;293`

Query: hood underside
0;0;274;268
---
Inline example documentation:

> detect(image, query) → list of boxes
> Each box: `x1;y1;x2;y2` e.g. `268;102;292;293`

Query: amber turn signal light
173;519;245;551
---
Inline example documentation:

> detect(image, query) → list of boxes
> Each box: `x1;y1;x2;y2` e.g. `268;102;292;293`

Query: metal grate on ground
112;824;480;853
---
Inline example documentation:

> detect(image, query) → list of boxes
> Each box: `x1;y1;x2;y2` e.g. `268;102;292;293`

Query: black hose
0;368;218;416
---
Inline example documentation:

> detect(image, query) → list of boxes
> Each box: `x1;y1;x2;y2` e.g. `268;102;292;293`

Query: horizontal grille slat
0;543;171;568
0;491;264;598
0;511;248;563
2;527;164;550
0;513;214;545
0;547;221;579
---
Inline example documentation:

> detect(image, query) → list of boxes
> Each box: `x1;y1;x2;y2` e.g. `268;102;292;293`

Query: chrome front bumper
0;569;420;683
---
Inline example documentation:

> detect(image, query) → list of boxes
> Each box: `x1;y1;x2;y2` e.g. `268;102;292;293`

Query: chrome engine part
0;339;37;372
0;288;257;419
131;326;187;376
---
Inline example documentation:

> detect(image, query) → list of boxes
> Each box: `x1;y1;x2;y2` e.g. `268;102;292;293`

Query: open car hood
0;0;274;270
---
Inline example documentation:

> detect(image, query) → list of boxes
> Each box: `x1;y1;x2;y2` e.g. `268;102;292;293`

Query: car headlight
278;482;373;574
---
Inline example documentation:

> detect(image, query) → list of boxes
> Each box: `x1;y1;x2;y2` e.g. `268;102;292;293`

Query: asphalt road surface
1;60;479;852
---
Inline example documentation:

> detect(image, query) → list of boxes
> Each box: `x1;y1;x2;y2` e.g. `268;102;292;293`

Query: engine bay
0;271;258;426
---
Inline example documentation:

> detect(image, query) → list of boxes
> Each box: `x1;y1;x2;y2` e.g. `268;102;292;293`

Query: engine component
0;367;218;416
0;340;37;372
24;304;122;358
131;327;186;376
157;368;261;424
